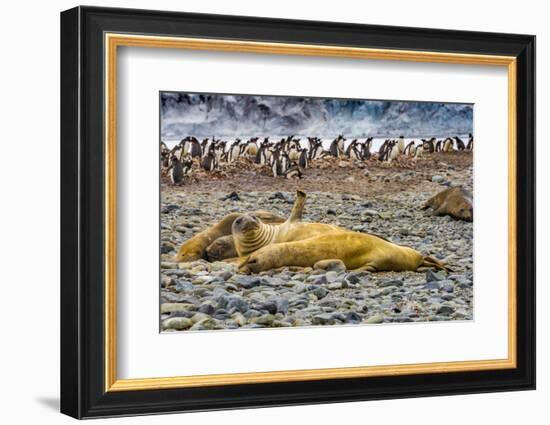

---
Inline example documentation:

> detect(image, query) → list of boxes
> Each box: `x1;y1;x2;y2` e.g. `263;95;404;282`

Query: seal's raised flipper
288;190;306;222
422;256;453;272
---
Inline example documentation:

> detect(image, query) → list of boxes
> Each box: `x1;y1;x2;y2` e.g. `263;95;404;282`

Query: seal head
232;214;276;256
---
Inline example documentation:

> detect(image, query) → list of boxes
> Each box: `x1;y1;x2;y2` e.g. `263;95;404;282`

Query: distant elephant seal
232;191;342;257
422;187;473;221
174;210;285;262
239;231;449;274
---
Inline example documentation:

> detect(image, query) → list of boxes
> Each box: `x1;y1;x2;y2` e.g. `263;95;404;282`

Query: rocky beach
160;152;473;332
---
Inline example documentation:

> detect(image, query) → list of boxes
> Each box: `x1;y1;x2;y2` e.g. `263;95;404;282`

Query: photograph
57;4;536;419
159;92;474;332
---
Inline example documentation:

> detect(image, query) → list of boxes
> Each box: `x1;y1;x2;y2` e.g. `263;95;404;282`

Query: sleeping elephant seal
238;231;449;274
174;210;286;262
422;187;473;221
205;235;238;261
232;191;342;257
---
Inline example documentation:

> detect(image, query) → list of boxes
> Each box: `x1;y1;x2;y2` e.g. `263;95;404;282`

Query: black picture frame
61;5;536;419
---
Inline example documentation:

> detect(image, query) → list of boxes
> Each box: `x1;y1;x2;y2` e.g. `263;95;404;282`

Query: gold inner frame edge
104;33;518;392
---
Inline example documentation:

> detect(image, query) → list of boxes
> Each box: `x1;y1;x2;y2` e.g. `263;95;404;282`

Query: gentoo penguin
201;138;210;155
201;151;218;172
238;140;248;156
435;140;443;152
378;140;390;161
298;148;309;169
345;139;358;157
466;133;474;151
246;138;259;156
403;141;415;156
160;142;171;169
454;136;466;151
214;142;226;163
361;137;373;160
348;141;362;161
231;139;241;164
387;141;400;162
397;136;406;154
181;136;202;159
255;143;270;165
288;140;301;161
329;138;340;157
309;139;323;160
443;138;454;152
284;164;303;179
270;150;290;177
168;155;184;185
414;144;423;158
306;137;317;152
181;155;193;177
422;138;436;153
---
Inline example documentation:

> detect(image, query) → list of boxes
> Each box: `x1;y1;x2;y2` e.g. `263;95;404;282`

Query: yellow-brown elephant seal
239;231;449;274
174;210;285;262
423;186;473;221
232;190;343;257
205;235;237;261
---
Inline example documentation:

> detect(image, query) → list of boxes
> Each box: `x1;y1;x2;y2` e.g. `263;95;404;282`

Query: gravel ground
160;152;473;332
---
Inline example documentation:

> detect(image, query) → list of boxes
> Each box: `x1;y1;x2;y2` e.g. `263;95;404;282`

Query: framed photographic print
60;6;536;419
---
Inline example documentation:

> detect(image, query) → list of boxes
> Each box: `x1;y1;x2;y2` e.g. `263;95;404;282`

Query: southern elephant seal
231;191;342;257
239;231;449;274
174;210;285;262
205;235;238;261
422;186;473;221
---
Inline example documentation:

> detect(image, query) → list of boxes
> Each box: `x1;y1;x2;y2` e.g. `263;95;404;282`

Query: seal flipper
422;256;453;272
352;263;377;272
288;190;306;222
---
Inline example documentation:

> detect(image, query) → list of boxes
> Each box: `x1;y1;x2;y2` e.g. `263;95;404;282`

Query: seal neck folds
235;222;277;256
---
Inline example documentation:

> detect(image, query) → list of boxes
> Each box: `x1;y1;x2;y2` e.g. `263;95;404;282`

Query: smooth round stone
365;314;384;324
312;286;329;300
193;275;215;285
328;281;343;290
198;301;216;315
231;312;247;326
378;279;404;288
160;303;195;314
161;275;173;287
325;271;339;282
220;295;249;313
272;320;292;327
162;317;192;331
244;309;262;319
256;299;277;314
312;313;337;325
190;312;211;323
235;276;261;289
345;312;362;323
436;305;456;315
210;262;227;271
190;318;222;330
255;314;275;326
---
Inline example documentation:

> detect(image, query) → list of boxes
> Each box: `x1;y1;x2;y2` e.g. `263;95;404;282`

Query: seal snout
233;214;260;234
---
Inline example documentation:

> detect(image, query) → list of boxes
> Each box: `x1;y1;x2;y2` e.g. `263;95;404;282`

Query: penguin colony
161;133;474;185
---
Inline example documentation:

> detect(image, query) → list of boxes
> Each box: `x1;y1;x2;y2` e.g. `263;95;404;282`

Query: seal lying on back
422;187;473;221
231;191;342;257
174;210;285;262
238;231;449;274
